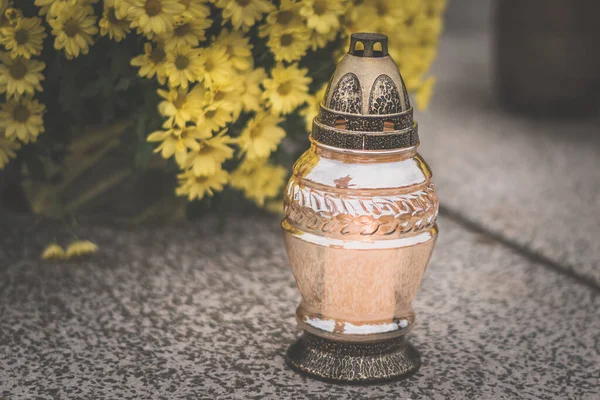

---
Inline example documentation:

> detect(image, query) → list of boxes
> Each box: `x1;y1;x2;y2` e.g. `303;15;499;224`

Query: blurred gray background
445;0;493;32
417;0;600;287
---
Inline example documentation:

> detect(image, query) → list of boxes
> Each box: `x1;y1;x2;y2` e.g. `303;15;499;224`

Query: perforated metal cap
312;33;417;150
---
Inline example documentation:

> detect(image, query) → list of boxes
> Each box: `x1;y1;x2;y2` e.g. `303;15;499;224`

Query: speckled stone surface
1;215;598;399
419;33;600;287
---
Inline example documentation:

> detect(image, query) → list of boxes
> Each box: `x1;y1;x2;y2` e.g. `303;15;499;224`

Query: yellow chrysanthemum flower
108;0;131;20
131;42;168;85
148;124;211;165
35;0;92;18
206;84;240;114
201;45;233;89
300;82;327;132
230;159;287;207
41;243;66;260
0;55;45;98
157;85;205;128
3;7;20;25
179;0;211;20
426;0;448;14
164;45;205;88
214;29;253;72
240;67;266;112
0;135;20;169
262;63;311;115
176;167;228;200
341;4;361;35
65;240;98;258
299;0;346;35
49;5;98;60
126;0;185;38
230;92;244;121
214;0;274;32
354;0;417;34
0;17;47;59
395;4;433;46
337;6;368;57
398;1;428;24
309;27;337;51
184;130;234;177
0;96;45;142
410;13;444;45
238;111;285;161
196;104;233;135
390;44;436;91
99;5;131;42
259;0;304;38
268;27;310;63
164;15;211;50
0;0;14;27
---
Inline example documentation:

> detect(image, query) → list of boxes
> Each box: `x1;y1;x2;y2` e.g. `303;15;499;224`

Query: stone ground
419;34;600;289
1;34;599;399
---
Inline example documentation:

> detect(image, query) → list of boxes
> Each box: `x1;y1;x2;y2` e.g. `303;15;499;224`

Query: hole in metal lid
335;117;347;130
383;120;395;132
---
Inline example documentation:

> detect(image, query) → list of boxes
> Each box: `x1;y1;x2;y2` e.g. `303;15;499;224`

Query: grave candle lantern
282;33;439;383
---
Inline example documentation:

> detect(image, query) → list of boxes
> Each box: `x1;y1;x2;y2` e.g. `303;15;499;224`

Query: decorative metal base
285;332;421;384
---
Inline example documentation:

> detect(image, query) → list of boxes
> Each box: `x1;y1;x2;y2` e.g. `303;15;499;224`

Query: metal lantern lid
312;33;417;150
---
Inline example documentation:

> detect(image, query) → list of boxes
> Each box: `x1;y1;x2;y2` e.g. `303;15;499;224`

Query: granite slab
418;33;600;288
0;216;598;399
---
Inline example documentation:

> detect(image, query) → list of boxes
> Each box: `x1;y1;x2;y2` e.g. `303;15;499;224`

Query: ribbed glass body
282;140;438;343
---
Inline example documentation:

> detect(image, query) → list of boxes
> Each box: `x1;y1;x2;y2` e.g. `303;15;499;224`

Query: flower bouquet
0;0;446;222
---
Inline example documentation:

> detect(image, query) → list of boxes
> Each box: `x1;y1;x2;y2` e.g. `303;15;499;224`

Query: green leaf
115;77;132;92
133;112;154;169
80;80;103;97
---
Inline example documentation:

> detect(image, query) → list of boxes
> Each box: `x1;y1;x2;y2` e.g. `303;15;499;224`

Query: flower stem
63;169;132;214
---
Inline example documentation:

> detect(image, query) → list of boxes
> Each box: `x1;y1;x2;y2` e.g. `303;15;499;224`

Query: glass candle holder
282;33;439;383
